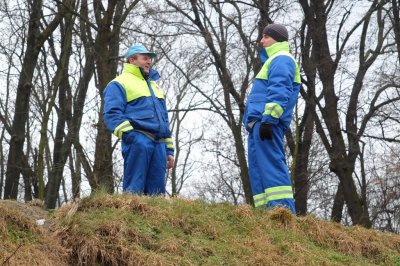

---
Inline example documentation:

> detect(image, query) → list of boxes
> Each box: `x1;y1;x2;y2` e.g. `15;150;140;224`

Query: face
260;34;277;48
128;54;152;73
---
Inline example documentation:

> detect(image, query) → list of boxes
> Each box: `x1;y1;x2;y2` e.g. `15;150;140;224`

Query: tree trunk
232;123;253;205
331;182;344;223
291;131;312;215
45;83;68;208
45;2;76;209
286;101;314;216
70;150;81;199
0;127;5;198
91;0;138;193
330;158;371;227
91;2;119;193
5;83;34;199
4;0;67;199
92;105;114;193
392;0;400;63
92;30;115;191
298;0;376;227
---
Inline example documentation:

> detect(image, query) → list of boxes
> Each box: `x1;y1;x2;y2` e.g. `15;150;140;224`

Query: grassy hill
1;193;400;265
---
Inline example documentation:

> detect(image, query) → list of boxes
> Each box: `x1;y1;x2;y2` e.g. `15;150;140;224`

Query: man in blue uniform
103;44;174;195
243;24;301;213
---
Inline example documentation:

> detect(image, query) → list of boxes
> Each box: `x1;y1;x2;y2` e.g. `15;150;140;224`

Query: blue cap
124;44;156;59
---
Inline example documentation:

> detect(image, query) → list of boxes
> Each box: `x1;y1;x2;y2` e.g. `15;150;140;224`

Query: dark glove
259;123;273;141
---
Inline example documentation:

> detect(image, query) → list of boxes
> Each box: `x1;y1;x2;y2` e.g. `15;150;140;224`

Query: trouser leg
121;131;153;194
248;129;265;201
248;122;296;214
144;142;167;195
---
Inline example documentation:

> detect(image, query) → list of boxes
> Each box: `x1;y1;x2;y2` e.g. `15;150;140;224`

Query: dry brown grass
0;201;68;266
2;195;400;265
76;195;399;265
56;221;147;265
78;193;151;213
53;195;164;266
296;215;400;263
267;206;296;228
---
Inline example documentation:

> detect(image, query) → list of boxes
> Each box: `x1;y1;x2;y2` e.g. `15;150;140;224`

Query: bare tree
369;146;400;233
4;0;70;199
44;0;78;208
88;0;140;194
43;0;141;208
0;24;19;198
29;5;77;200
298;0;400;227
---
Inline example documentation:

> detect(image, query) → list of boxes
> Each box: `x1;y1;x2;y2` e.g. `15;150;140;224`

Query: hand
167;155;175;169
259;123;273;141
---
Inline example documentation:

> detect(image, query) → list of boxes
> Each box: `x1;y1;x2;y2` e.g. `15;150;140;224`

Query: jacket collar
259;41;290;64
122;63;160;81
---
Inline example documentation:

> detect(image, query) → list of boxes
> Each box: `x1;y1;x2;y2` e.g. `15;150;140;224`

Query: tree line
0;0;399;232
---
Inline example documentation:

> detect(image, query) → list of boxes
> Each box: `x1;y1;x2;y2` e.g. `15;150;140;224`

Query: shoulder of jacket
268;53;296;67
113;72;141;85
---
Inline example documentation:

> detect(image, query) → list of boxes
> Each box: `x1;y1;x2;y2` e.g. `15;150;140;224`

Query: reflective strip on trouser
114;121;134;139
121;130;167;195
253;186;294;207
248;122;296;214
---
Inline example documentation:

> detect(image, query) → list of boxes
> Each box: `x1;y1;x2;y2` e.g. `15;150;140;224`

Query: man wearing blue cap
103;44;174;195
243;24;301;214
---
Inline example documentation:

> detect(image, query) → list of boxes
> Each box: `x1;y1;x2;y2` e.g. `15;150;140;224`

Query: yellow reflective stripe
265;186;293;194
263;103;284;118
164;138;174;149
113;121;133;139
266;193;294;202
294;63;300;83
254;186;294;208
264;186;293;204
253;193;267;208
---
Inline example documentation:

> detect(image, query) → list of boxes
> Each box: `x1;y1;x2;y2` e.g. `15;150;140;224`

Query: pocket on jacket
134;109;154;120
244;97;265;130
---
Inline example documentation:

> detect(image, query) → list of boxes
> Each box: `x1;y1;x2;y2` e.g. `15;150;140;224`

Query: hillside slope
1;194;400;265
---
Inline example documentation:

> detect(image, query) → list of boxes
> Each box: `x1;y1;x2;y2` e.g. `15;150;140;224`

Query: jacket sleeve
103;81;134;139
261;55;296;125
161;98;174;157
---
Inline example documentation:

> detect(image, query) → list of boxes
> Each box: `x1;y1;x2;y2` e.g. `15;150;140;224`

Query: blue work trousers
248;122;296;214
121;130;167;195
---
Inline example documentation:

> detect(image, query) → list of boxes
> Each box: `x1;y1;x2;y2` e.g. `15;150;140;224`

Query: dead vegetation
1;194;400;265
0;200;68;266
